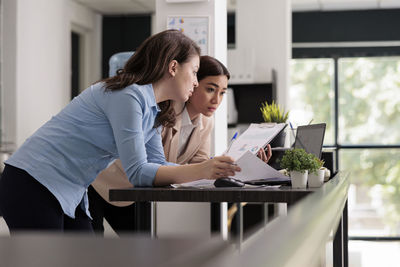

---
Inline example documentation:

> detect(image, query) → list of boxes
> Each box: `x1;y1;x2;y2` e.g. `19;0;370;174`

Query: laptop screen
294;123;326;158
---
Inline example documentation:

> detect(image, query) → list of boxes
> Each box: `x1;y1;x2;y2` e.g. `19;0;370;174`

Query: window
290;55;400;237
289;58;335;145
338;57;400;145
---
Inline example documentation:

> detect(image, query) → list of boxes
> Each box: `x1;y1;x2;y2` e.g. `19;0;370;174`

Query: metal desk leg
150;201;157;238
236;202;243;248
261;203;268;225
134;202;151;234
343;200;348;267
333;206;344;267
220;202;228;240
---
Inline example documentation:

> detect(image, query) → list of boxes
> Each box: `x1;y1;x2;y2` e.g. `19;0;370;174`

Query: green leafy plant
316;158;325;169
260;101;289;123
280;148;318;173
308;154;323;175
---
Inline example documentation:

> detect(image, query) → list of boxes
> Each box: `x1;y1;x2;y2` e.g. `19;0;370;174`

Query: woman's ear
168;60;178;77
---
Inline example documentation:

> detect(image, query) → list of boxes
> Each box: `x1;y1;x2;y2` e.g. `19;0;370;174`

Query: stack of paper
226;123;286;160
173;123;289;188
232;151;288;181
227;123;289;181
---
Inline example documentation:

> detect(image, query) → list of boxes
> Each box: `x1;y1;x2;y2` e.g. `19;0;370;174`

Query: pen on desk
225;132;238;154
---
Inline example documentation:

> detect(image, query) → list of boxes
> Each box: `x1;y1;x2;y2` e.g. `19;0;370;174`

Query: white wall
228;0;291;107
2;0;101;148
15;0;70;147
2;0;17;149
155;0;227;238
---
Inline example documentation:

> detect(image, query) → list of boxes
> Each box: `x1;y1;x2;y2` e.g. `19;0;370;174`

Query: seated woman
88;55;271;235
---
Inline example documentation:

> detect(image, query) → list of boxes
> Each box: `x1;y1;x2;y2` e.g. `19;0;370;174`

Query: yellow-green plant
260;101;289;123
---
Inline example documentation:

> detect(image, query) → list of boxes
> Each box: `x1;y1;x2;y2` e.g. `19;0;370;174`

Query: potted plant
260;101;289;147
280;148;313;189
308;157;325;188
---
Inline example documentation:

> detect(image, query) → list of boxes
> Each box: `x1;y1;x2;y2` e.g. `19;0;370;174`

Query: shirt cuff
136;162;161;187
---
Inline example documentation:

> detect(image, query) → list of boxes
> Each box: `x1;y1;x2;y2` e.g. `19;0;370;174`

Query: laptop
293;123;326;159
246;123;326;186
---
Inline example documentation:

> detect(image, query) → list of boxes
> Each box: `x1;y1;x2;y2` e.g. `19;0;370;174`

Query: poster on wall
167;16;209;55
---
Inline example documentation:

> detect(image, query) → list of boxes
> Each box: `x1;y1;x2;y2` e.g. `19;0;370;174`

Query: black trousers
88;185;136;236
0;164;93;233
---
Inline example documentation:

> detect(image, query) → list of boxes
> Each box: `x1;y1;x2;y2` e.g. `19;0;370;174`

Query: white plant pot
323;167;331;182
290;170;308;189
308;169;325;188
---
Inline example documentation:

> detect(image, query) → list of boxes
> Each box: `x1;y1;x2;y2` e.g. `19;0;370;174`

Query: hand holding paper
231;151;288;182
225;123;286;160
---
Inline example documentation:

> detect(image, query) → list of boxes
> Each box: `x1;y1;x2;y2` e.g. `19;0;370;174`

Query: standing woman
0;30;240;233
88;56;270;235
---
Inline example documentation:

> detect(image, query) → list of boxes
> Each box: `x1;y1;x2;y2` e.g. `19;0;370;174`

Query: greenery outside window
290;55;400;238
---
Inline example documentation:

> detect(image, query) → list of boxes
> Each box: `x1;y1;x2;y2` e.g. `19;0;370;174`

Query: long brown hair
102;30;201;128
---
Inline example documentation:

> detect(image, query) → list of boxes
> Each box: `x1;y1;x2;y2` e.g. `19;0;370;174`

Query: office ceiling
73;0;400;14
292;0;400;11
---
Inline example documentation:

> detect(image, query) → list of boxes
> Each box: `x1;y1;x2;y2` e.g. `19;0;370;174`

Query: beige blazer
91;102;213;206
161;102;213;164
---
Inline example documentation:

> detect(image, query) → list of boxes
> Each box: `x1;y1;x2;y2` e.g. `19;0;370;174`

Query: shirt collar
147;83;161;112
180;108;193;127
181;107;202;128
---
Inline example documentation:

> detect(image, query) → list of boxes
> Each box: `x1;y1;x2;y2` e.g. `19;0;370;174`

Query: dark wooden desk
110;183;315;242
110;173;348;267
110;185;314;205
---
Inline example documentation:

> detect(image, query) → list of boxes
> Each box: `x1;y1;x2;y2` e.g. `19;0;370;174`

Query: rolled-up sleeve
104;90;160;187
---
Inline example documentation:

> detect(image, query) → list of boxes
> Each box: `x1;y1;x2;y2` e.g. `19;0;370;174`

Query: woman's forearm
154;164;203;186
153;156;241;186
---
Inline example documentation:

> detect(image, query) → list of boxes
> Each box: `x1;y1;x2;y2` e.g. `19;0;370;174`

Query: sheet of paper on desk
226;123;286;160
231;151;289;182
172;179;215;188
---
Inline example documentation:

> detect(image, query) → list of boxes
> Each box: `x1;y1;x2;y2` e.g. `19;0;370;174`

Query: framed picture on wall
167;16;209;55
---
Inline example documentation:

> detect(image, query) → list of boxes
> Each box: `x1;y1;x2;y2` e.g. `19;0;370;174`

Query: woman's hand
199;156;241;179
257;144;272;163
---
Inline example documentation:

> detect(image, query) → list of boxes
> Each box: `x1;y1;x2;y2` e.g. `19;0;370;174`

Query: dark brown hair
178;56;230;116
197;55;230;82
102;30;201;128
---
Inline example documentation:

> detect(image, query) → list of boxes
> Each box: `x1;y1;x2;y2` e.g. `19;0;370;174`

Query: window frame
292;46;400;240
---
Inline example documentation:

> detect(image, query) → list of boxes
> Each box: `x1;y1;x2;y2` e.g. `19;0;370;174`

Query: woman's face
187;75;228;117
173;55;200;102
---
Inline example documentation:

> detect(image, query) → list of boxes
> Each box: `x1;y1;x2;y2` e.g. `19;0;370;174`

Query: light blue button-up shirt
6;82;174;218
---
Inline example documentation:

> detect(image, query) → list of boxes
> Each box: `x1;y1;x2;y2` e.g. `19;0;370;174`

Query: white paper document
231;151;288;181
173;179;215;188
173;151;288;188
172;123;288;188
226;123;286;160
